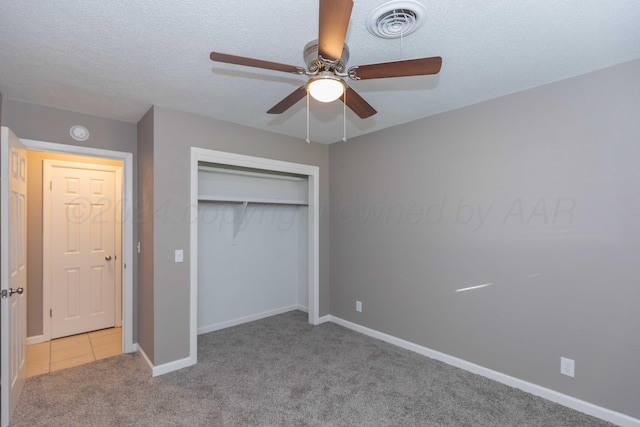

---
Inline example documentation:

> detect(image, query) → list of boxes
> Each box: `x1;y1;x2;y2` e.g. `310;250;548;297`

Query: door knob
0;288;23;298
105;255;112;261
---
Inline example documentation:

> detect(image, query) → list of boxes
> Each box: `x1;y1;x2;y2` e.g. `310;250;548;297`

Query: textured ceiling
1;1;639;144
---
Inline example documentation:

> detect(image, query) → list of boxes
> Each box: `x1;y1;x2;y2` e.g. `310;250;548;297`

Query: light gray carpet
13;311;614;426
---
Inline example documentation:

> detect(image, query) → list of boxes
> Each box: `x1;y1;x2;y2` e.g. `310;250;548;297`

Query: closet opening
189;148;320;365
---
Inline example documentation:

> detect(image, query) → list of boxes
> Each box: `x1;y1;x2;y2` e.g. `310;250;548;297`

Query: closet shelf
198;195;308;206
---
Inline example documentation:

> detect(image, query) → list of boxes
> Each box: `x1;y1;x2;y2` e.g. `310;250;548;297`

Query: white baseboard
152;355;196;377
295;304;309;313
26;335;46;345
327;315;640;427
197;305;304;335
137;345;154;374
137;344;196;377
316;314;331;324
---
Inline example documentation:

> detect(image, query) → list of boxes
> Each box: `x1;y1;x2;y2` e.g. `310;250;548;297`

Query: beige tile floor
26;327;122;377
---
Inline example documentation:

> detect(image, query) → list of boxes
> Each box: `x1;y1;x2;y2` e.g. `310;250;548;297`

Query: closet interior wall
197;164;309;334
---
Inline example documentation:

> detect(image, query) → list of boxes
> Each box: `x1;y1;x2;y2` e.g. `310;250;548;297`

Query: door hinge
50;180;52;190
50;308;52;318
123;263;126;269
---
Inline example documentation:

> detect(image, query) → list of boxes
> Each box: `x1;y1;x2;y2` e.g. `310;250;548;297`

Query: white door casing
1;127;28;427
187;147;320;377
21;139;134;354
43;161;122;339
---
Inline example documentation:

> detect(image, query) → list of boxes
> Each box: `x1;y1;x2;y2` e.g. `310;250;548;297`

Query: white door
1;127;28;427
45;161;118;339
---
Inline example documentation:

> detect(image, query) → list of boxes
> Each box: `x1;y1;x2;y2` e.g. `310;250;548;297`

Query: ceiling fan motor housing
304;40;350;73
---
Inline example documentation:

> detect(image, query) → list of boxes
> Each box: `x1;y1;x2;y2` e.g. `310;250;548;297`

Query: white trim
42;160;123;342
197;305;307;335
308;169;320;325
139;345;192;378
198;165;307;182
138;345;154;373
151;356;195;377
26;335;46;346
327;315;640;427
190;148;321;368
294;304;308;313
189;151;199;367
21;139;135;354
316;315;331;325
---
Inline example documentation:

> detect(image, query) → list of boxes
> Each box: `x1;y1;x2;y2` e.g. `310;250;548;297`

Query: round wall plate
69;125;90;141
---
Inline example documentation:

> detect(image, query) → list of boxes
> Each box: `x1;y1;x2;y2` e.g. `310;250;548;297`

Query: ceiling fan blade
350;57;442;80
210;52;305;74
340;86;377;119
267;86;308;114
318;0;353;61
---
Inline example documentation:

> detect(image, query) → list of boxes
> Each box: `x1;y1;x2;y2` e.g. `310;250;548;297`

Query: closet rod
198;198;308;207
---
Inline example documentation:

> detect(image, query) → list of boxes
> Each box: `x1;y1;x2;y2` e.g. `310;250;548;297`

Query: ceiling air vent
366;0;427;39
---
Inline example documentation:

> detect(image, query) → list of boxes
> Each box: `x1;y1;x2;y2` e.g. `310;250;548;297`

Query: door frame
22;139;135;353
189;148;320;367
42;160;123;340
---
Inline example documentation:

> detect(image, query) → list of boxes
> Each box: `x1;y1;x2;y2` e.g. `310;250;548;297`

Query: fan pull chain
306;94;311;144
343;88;347;142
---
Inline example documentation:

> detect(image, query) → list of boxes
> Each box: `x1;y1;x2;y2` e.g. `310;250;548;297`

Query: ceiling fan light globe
307;75;345;103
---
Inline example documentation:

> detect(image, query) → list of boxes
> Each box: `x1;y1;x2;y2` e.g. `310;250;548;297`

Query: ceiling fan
210;0;442;119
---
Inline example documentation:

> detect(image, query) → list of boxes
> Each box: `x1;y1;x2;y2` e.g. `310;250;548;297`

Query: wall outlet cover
560;357;575;377
356;300;362;312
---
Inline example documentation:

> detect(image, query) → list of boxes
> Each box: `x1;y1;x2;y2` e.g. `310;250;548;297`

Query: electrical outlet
560;357;575;377
356;300;362;312
175;249;184;263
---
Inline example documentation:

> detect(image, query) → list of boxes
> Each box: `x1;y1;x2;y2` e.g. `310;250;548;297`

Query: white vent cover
366;0;427;39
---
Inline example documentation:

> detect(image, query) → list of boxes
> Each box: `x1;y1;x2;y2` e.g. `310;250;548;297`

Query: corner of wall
136;106;155;364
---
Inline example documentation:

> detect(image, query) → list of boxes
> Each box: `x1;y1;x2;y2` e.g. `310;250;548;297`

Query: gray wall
137;108;155;361
146;107;330;365
329;58;640;419
2;100;137;153
1;99;138;340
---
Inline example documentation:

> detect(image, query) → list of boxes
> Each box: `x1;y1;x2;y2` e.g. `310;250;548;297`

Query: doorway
24;150;127;375
21;138;134;354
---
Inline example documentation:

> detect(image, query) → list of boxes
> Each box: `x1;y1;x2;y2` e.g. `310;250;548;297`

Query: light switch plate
175;249;183;263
